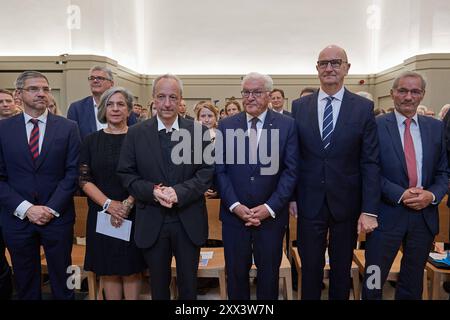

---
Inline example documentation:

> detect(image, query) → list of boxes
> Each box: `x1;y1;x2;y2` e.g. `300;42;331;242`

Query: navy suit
0;113;81;299
216;109;299;299
363;112;448;300
67;96;137;140
293;89;380;299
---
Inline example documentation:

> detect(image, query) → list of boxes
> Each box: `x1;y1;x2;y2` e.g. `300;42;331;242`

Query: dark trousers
142;221;200;300
362;212;433;300
0;226;12;299
223;222;285;300
3;222;74;300
297;202;357;300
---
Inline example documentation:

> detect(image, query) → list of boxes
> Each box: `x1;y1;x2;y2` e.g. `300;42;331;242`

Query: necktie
404;118;418;187
29;119;40;161
249;117;259;164
322;96;334;149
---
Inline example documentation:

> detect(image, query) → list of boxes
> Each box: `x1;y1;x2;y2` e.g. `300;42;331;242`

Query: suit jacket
376;112;448;235
215;109;299;229
117;117;214;248
0;113;81;228
67;96;137;140
282;110;293;118
293;89;380;221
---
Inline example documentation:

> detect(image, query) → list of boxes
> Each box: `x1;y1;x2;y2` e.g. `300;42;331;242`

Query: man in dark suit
179;99;194;120
362;71;448;300
290;45;380;300
216;72;299;299
0;71;81;299
117;74;214;300
270;88;292;117
291;87;317;118
67;66;136;140
0;89;15;299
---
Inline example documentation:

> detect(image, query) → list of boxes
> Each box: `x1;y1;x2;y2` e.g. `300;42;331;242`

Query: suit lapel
418;116;430;186
385;112;408;176
15;115;35;168
143;118;167;182
87;98;97;133
35;113;56;170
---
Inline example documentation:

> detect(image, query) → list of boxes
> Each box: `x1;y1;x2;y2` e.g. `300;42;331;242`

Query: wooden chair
426;195;450;300
290;215;360;300
171;198;227;299
352;227;429;299
171;198;293;299
41;196;100;300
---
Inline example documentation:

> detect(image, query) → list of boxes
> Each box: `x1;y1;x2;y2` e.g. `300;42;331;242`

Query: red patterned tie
29;119;40;161
404;118;417;187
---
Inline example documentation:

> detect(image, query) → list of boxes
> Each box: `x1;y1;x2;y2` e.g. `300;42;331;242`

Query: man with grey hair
67;66;137;140
362;71;448;300
0;71;80;299
216;72;299;299
117;74;214;299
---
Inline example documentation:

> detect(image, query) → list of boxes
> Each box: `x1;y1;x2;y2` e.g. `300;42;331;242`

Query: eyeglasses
395;88;424;97
21;86;51;94
155;94;179;103
317;59;347;69
241;90;268;98
88;76;111;82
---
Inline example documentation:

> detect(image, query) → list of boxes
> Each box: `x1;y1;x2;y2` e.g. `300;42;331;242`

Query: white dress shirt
317;86;345;136
93;97;107;131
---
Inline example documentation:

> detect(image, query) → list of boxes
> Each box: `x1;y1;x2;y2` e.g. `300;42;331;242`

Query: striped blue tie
322;96;334;149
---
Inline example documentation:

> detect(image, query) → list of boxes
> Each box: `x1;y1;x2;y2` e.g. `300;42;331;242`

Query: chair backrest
207;198;222;241
436;195;450;243
74;196;89;238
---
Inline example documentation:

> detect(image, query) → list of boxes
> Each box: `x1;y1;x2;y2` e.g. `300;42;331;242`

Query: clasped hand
402;187;434;211
233;204;271;227
153;184;178;208
26;205;54;225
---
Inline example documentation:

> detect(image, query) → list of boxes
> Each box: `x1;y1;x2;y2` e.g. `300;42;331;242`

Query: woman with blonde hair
224;100;242;117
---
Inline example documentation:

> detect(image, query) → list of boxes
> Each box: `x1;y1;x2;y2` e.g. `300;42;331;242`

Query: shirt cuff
47;207;60;217
15;201;33;220
264;204;276;218
363;212;378;218
229;202;240;212
431;193;437;205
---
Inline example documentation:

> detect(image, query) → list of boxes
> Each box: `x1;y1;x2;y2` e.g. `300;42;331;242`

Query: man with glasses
67;66;137;140
216;72;299;299
117;74;214;299
362;71;448;300
290;45;380;300
0;71;81;299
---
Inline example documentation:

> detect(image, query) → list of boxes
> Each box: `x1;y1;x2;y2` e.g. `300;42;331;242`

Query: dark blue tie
322;96;334;149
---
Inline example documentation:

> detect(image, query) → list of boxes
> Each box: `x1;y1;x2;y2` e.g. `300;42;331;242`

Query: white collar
318;86;345;102
246;109;268;125
157;115;179;132
394;109;419;125
23;108;48;124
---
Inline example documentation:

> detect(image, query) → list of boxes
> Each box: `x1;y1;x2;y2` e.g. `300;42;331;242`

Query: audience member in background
13;89;23;114
132;103;143;118
386;106;395;113
0;71;80;299
438;104;450;120
139;107;149;122
196;102;219;199
147;101;157;118
79;87;145;300
362;71;448;300
355;91;374;101
291;45;380;300
416;105;428;116
0;89;15;299
219;108;226;120
0;89;17;120
179;99;194;120
216;72;299;299
270;88;292;117
224;100;242;117
67;66;137;140
292;87;318;118
374;107;386;117
47;95;62;115
117;74;214;300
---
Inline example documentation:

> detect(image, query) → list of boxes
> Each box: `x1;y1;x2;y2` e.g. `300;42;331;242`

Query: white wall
0;0;449;75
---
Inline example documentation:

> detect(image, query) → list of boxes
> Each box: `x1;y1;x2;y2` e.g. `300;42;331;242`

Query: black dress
79;130;145;276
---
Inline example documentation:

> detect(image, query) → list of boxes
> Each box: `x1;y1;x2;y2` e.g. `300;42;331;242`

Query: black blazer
117;117;214;248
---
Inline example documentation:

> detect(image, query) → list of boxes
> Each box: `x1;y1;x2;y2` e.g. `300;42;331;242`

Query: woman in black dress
79;87;145;300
